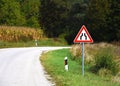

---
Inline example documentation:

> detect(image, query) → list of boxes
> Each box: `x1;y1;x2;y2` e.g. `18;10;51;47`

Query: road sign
74;25;93;43
73;25;93;76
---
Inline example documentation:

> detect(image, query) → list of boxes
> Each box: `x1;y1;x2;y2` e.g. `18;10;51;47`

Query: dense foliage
85;0;120;42
0;0;40;27
0;0;119;44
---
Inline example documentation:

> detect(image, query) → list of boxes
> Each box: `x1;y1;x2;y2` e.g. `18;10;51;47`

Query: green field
40;49;120;86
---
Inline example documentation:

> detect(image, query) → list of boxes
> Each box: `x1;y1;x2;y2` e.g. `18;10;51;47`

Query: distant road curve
0;47;70;86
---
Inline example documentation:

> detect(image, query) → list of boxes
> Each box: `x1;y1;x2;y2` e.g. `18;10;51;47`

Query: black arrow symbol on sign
80;33;83;40
84;33;87;40
80;33;87;40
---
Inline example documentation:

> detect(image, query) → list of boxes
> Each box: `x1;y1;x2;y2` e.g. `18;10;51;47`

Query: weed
70;44;82;60
98;68;112;77
41;49;120;86
93;47;118;75
70;44;94;64
112;73;120;84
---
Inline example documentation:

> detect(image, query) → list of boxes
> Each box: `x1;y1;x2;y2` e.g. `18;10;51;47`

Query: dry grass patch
70;42;120;83
0;26;45;42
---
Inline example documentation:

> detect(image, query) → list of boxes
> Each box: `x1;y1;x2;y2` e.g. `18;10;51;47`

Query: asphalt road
0;47;69;86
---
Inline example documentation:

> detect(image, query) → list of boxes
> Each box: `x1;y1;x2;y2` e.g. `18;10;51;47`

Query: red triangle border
74;25;93;43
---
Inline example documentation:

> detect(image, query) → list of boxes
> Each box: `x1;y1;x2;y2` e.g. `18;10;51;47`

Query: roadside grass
0;38;68;48
39;38;67;46
40;49;120;86
0;26;68;48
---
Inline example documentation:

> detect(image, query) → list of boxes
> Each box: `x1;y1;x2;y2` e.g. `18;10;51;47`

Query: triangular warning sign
74;25;93;43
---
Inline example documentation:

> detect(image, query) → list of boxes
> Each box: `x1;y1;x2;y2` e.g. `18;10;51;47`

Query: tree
40;0;86;40
85;0;120;42
19;0;40;27
40;0;67;37
0;0;25;26
107;0;120;41
64;2;87;44
85;0;111;42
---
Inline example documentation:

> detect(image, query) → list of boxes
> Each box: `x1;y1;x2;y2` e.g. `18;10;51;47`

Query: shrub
94;47;118;75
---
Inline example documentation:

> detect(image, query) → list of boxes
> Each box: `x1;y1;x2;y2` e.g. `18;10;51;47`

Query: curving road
0;47;69;86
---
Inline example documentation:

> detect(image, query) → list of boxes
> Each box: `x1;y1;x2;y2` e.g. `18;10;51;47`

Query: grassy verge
0;38;68;48
0;26;68;48
40;49;120;86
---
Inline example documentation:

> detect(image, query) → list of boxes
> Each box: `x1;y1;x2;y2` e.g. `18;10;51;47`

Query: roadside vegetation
41;43;120;86
0;26;68;48
0;26;44;42
0;38;67;48
0;0;119;44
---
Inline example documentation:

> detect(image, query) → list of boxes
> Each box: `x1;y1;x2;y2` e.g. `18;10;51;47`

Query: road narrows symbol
73;25;94;76
73;25;93;43
80;33;87;40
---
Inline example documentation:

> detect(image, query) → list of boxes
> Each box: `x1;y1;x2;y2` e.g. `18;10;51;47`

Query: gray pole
82;42;84;76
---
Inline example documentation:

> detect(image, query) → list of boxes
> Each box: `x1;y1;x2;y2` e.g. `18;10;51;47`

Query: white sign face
76;29;90;41
74;25;93;43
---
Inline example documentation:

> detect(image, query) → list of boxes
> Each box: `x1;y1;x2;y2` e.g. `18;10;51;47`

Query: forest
0;0;119;44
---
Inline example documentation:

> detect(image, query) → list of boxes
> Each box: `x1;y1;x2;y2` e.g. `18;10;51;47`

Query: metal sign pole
82;42;84;76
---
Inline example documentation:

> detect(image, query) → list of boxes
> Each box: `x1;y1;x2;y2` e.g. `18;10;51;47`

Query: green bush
94;47;118;75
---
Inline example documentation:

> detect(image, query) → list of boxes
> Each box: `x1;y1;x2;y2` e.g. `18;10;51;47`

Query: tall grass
70;44;94;64
41;49;120;86
93;47;118;75
0;26;44;42
70;43;120;83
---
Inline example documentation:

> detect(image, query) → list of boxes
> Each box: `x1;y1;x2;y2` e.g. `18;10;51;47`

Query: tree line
0;0;119;44
0;0;40;27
